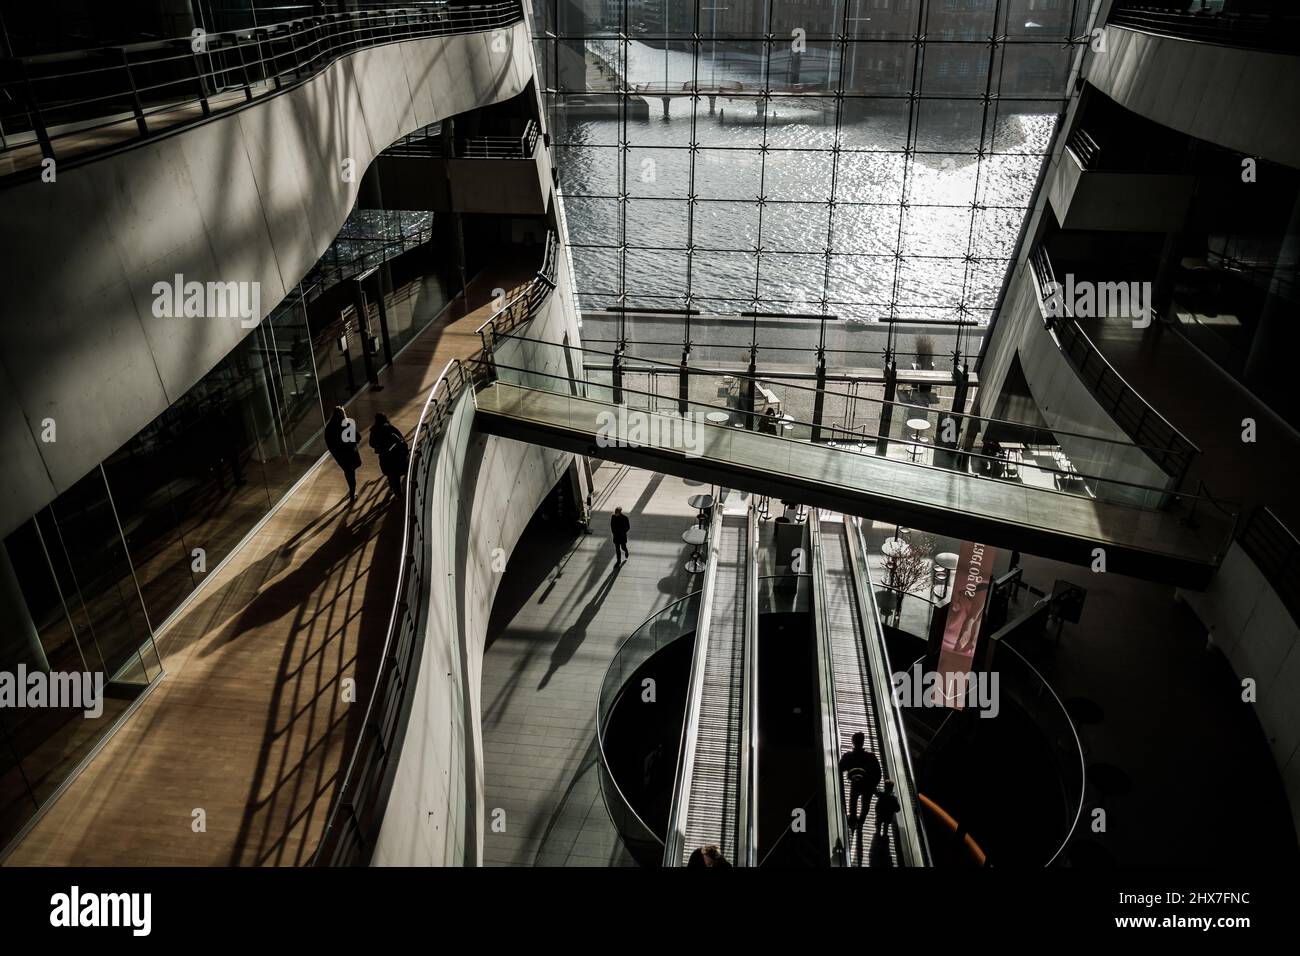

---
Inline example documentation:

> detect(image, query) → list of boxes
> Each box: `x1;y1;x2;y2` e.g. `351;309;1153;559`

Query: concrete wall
1088;24;1300;169
371;148;552;216
1181;549;1300;839
448;152;550;215
371;245;583;866
0;22;535;539
1048;148;1193;233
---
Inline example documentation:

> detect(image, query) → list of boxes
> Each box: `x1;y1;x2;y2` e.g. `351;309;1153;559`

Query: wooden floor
475;382;1228;581
5;262;533;867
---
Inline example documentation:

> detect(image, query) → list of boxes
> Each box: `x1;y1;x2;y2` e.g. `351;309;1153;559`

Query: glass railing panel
482;339;1227;536
595;590;703;857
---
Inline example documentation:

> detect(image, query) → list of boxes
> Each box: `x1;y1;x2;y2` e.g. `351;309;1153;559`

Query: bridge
470;349;1234;588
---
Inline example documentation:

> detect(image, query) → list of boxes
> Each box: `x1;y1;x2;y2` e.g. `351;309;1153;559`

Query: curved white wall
371;250;583;866
1088;24;1300;168
994;265;1175;505
1181;548;1300;839
0;22;534;538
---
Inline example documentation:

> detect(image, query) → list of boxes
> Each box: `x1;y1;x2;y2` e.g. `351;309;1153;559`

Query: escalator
810;510;929;867
663;496;759;866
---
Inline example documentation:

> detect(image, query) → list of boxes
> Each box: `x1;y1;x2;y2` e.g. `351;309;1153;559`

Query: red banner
936;540;998;709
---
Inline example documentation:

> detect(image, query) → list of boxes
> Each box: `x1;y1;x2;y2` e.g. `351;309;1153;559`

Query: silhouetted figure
839;732;882;836
875;778;901;841
687;844;731;868
869;829;894;868
760;405;779;434
369;412;409;499
324;405;362;502
610;507;630;564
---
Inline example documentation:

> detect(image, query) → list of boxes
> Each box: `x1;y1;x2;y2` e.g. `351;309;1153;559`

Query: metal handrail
807;509;851;867
990;639;1088;868
475;231;558;344
1065;128;1101;169
594;589;703;858
1029;245;1200;485
1240;506;1300;621
479;357;1217;510
499;328;1192;463
312;235;560;867
847;515;931;867
738;503;760;867
459;118;539;159
311;355;470;866
0;2;524;175
1108;3;1300;55
662;495;726;867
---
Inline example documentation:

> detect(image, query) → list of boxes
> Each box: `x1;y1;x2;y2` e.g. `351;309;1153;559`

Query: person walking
610;507;630;564
839;731;881;865
369;412;409;500
324;405;362;503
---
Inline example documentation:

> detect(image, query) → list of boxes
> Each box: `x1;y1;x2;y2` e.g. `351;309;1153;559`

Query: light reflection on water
556;41;1060;323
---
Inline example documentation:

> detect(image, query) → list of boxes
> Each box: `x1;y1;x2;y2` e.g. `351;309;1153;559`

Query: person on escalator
875;778;901;840
838;732;882;835
686;844;731;868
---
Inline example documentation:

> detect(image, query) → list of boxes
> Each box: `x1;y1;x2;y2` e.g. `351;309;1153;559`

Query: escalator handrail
738;503;760;867
662;495;728;867
807;509;851;867
846;516;932;867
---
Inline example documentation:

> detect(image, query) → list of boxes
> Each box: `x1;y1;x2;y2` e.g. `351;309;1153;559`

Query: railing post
258;29;280;90
289;21;305;80
183;39;211;117
114;48;149;138
234;34;255;101
13;58;55;161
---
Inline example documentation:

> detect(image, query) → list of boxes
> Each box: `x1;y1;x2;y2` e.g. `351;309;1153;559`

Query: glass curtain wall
532;0;1089;380
0;202;449;854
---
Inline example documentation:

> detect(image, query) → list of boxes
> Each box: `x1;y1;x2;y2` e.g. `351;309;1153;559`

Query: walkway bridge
469;335;1236;588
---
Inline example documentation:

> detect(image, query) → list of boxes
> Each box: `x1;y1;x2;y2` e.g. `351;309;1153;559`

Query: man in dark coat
369;412;408;499
324;405;362;502
610;507;630;564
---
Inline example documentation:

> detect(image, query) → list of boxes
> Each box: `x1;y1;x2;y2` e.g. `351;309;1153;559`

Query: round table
705;411;730;425
682;526;709;573
687;493;714;527
906;418;931;461
881;537;912;558
781;414;795;432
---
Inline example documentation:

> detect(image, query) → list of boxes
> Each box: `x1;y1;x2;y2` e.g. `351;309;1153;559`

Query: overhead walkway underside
473;382;1226;588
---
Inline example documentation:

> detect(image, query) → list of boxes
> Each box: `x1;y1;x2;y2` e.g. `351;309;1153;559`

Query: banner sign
936;540;998;709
